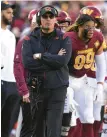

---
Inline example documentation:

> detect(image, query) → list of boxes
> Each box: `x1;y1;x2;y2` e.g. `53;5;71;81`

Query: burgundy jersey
64;30;104;78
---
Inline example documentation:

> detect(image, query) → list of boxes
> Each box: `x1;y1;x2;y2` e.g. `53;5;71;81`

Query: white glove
67;87;78;112
93;84;104;104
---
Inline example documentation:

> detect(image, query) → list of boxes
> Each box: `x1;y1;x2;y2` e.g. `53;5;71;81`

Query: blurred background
4;0;107;44
1;1;107;137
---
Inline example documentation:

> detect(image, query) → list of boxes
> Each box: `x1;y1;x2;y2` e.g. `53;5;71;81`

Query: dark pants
1;80;20;137
20;102;32;137
30;85;67;137
9;99;20;132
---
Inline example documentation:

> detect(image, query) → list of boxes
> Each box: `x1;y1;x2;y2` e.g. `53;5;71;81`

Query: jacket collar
31;27;63;39
31;27;41;38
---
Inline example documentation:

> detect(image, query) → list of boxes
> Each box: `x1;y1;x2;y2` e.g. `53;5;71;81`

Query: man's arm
22;38;51;72
40;36;72;69
14;39;29;96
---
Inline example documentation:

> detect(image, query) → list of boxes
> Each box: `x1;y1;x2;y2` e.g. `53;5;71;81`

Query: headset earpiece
36;11;41;26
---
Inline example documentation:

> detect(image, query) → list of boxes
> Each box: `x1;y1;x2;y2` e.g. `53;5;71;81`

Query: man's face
79;20;95;39
41;13;56;31
1;8;13;25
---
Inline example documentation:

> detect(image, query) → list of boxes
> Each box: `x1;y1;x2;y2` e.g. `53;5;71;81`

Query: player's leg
73;76;95;137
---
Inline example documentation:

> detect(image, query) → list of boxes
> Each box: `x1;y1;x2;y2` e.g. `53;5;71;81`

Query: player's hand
23;93;30;103
67;87;78;112
93;84;104;104
58;48;66;55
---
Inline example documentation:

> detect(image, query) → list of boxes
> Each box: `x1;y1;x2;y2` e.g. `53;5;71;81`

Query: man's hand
93;84;104;104
58;48;66;56
23;93;30;103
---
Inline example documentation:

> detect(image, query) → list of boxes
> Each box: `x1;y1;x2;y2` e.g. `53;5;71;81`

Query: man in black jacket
22;5;71;137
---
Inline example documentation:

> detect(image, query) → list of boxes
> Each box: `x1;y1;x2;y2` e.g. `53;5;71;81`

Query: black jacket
22;28;72;89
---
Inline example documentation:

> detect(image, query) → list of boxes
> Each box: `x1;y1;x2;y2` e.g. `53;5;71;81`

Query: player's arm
102;39;107;78
95;44;106;85
93;44;106;103
14;39;29;96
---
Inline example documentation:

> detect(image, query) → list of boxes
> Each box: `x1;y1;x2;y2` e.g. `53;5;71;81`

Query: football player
14;9;38;137
57;11;72;33
64;14;106;137
79;6;107;137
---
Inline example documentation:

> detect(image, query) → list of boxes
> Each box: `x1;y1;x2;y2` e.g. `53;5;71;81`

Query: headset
36;5;58;26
